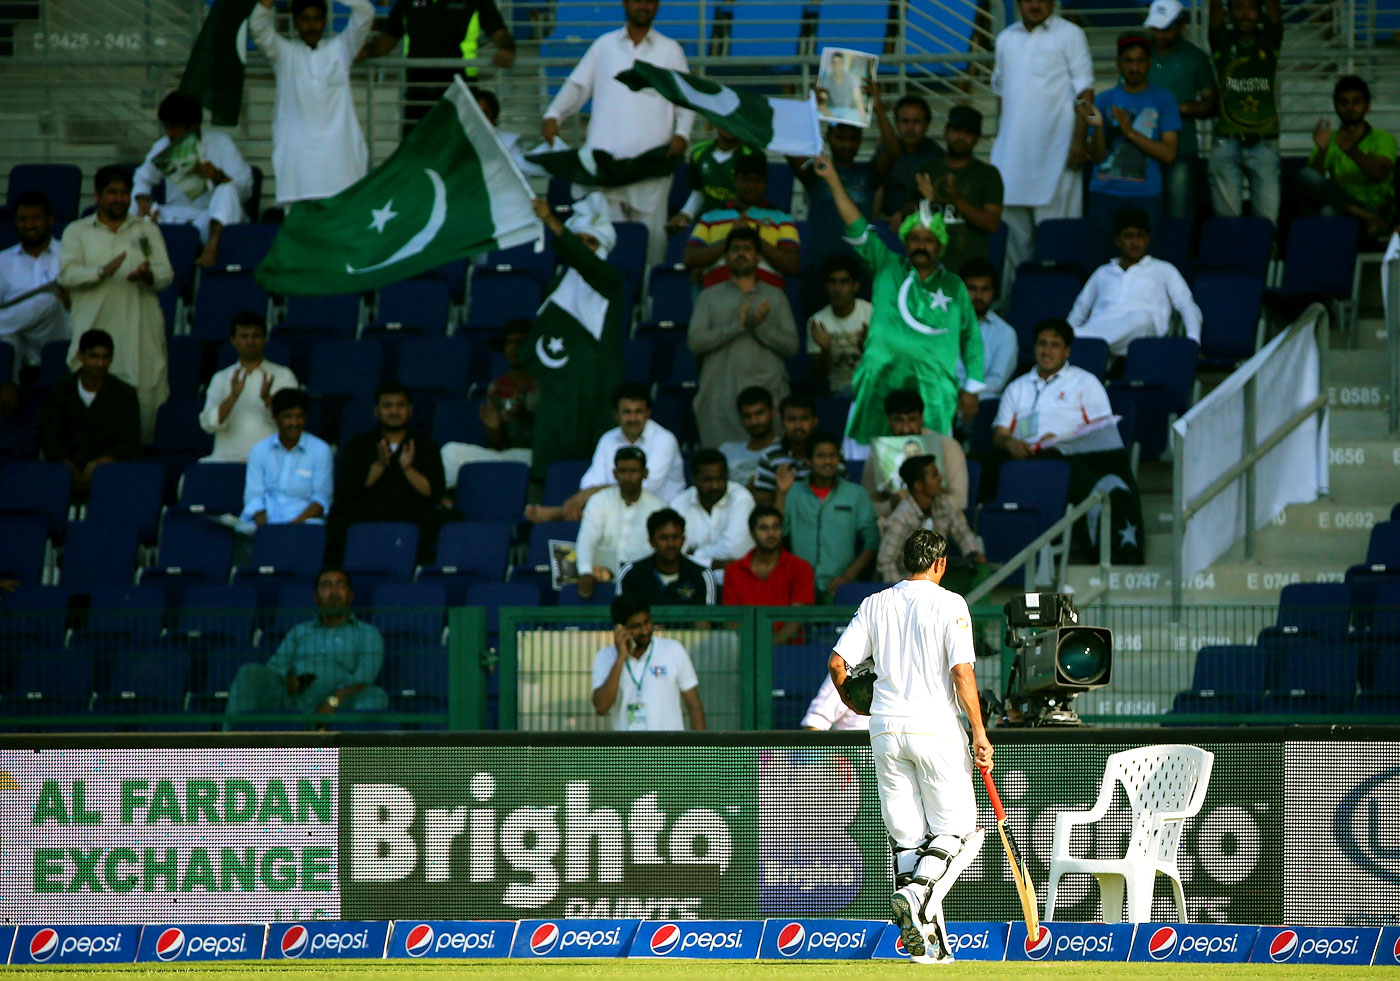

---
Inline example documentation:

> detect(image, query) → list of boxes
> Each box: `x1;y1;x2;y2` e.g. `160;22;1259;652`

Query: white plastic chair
1044;744;1214;924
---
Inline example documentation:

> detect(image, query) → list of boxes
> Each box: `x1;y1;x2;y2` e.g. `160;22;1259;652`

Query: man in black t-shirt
617;508;718;606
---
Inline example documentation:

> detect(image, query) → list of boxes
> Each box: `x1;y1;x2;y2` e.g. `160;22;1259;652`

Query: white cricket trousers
871;723;977;848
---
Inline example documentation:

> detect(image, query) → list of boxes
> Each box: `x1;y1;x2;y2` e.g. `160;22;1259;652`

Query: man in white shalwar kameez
133;92;252;268
251;0;374;207
540;0;694;267
60;166;173;444
0;191;69;384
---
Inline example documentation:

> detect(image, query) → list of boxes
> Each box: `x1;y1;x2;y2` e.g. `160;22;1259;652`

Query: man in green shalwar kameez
812;156;985;443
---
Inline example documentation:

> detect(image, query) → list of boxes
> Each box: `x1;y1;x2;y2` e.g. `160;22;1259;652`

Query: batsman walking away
828;529;994;964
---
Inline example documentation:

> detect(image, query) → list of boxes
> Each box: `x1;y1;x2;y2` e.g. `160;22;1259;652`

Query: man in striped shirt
683;153;801;289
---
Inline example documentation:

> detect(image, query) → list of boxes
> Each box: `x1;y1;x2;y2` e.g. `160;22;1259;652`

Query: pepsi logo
650;924;681;956
1393;934;1400;961
29;928;59;963
1147;926;1178;960
404;924;434;958
529;923;560;956
1024;926;1053;960
155;928;186;962
776;923;806;957
281;925;309;959
1269;930;1299;963
893;936;909;958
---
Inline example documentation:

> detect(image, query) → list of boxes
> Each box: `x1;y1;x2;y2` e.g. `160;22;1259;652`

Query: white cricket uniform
833;579;977;843
590;636;698;731
801;673;871;731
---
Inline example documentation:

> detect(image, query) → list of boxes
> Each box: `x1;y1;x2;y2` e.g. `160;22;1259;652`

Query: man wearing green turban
813;156;985;442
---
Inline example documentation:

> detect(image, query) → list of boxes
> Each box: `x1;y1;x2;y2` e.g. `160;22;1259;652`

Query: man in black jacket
40;328;139;495
616;508;718;606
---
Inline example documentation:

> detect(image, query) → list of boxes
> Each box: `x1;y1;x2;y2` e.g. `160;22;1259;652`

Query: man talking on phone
591;595;706;731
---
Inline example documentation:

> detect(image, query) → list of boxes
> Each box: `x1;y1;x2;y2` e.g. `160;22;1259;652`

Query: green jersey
1312;124;1399;217
686;139;760;215
1210;18;1283;138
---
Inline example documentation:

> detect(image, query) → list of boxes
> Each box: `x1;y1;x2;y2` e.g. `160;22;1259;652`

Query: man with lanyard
591;595;706;731
812;155;985;444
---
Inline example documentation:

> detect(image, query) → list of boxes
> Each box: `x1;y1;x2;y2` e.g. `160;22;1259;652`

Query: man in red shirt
723;504;816;605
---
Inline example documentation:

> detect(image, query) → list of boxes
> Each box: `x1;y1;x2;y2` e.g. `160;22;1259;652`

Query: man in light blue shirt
241;387;333;524
955;257;1018;399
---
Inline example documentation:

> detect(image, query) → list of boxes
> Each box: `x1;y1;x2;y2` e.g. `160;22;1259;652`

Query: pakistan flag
255;78;540;295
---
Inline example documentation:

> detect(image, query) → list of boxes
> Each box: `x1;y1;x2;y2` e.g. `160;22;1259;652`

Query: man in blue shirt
241;387;334;525
225;566;388;725
1081;33;1181;263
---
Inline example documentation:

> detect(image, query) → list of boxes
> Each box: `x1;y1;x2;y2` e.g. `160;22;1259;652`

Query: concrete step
1330;408;1393;440
1327;438;1400;496
1068;558;1354;605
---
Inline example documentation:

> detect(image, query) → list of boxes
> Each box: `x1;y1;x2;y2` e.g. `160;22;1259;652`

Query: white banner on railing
1173;306;1330;580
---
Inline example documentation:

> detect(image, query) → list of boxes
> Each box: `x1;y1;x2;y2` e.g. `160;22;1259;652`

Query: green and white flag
526;143;676;187
178;0;258;126
615;62;822;157
255;78;540;295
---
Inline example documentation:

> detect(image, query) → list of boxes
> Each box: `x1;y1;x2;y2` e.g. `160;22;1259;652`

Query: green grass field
0;963;1385;979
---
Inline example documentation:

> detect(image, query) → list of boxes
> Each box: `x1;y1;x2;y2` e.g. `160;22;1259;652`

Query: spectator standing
751;392;818;505
781;431;879;599
1145;0;1218;225
1299;75;1397;238
876;454;985;584
39;329;139;495
617;508;718;604
251;0;374;207
0;191;68;383
902;106;1005;281
955;258;1018;400
667;129;762;232
199;311;298;462
689;226;799;448
859;388;970;520
241;388;333;526
1207;0;1283;225
991;0;1095;276
669;449;755;581
472;88;567;180
807;255;871;397
591;595;706;731
133;92;252;268
718;386;780;490
225;567;388;723
684;154;801;289
722;503;816;607
1068;208;1202;356
575;446;667;599
541;0;694;266
871;93;944;221
59;165;172;444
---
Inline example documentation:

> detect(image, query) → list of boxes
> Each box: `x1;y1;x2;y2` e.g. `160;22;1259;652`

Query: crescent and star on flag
348;167;449;275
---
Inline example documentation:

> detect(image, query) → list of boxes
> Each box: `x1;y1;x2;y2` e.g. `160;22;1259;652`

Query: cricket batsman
828;529;994;964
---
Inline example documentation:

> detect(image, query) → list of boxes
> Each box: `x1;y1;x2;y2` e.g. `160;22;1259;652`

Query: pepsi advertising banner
872;921;1009;960
758;918;885;959
510;919;639;958
1249;926;1381;965
266;921;390;960
11;925;141;965
136;924;266;962
1376;927;1400;967
629;920;763;958
387;920;516;958
1006;922;1134;961
1129;923;1256;962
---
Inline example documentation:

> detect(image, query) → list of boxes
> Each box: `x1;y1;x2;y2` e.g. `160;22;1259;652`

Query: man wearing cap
1080;33;1182;261
1144;0;1217;226
812;156;984;443
900;106;1005;281
1207;0;1283;225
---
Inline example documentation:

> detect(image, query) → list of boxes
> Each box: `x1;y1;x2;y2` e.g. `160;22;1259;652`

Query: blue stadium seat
1355;645;1400;715
558;581;615;605
644;264;694;328
467;581;541;635
0;513;46;583
727;0;803;61
543;460;590;506
1366;521;1400;565
1194;270;1262;368
1259;642;1357;715
192;272;270;341
454;461;529;522
87;461;165;545
1193;216;1274;282
8;163;82;224
60;520;139;592
282;293;362;339
610;222;649;297
233;523;327;590
1170;644;1270;716
165;336;205;400
833;581;885;606
967;396;999;456
397;335;471;398
465;268;544;331
343;522;420;588
978;459;1071;576
431;397;488;448
4;648;93;713
816;395;852;436
383;643;450;715
374;278;452;334
1276;582;1351;642
1031;218;1091;269
418;520;512;603
651;388;699;448
623;337;655;384
480;233;557;286
987;221;1008;274
146;400;215;498
766;164;795;213
72;583;166;690
178;461;246;516
1110;337;1199;460
0;460;72;540
1266;215;1358;316
1067;336;1109;381
91;648;191;716
1006;266;1084;367
173;582;258;664
1153;216;1190;272
306;337;381;404
523;520;580;575
159;222;203;299
371;581;447;646
263;581;317;647
141;510;235;591
216;223;280;271
815;0;891;55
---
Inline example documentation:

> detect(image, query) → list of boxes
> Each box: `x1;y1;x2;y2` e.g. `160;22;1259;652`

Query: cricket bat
979;765;1041;942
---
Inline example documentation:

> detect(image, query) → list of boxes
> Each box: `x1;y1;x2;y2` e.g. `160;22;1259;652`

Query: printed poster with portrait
817;47;879;128
869;434;945;495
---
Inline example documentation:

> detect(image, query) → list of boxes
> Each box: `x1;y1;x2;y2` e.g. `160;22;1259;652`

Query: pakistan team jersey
1210;18;1283;138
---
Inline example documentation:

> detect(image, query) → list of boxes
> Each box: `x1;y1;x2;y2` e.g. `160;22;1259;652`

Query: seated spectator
575;446;666;600
722;502;816;607
481;317;538;454
527;382;684;523
992;319;1144;563
801;674;869;731
690;226;799;448
0;191;69;389
40;328;139;495
807;255;871;397
956;258;1018;400
241;388;333;526
670;449;755;581
1068;208;1201;357
752;391;818;506
789;123;873;315
870;92;944;221
684;153;801;290
133;92;252;268
1298;75;1397;239
617;508;718;605
225;567;387;725
901;105;1005;279
781;430;879;599
330;382;448;562
1081;34;1181;261
860;388;970;520
591;594;705;731
876;454;985;585
199;310;297;462
667;128;761;233
719;386;780;490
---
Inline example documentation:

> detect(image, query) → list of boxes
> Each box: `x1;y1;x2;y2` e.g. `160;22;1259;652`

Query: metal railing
965;489;1112;606
1386;243;1399;437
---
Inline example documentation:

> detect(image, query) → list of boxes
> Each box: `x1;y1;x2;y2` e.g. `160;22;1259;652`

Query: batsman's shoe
890;889;926;959
911;926;956;966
